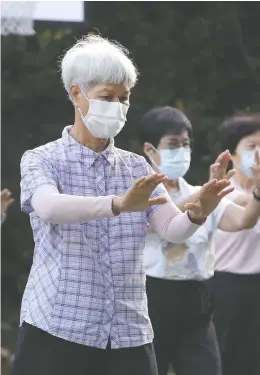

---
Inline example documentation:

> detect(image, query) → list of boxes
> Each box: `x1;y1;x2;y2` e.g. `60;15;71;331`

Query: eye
168;144;179;149
100;95;114;102
246;144;256;149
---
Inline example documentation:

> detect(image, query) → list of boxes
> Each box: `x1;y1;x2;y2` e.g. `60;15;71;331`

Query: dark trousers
208;271;260;375
12;322;158;375
146;276;221;375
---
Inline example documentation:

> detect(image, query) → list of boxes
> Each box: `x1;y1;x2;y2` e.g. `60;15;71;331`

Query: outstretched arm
149;179;234;243
216;149;260;231
218;190;260;231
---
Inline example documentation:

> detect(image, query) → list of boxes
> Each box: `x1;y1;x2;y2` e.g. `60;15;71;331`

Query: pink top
215;178;260;274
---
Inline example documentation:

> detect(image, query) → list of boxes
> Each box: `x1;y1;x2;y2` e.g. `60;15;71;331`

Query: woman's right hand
112;173;168;214
209;150;236;181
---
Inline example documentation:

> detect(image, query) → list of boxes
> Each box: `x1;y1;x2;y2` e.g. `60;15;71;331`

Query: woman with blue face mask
141;107;260;375
208;114;260;375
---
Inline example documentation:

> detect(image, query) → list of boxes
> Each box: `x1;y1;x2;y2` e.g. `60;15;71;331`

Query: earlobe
70;84;81;106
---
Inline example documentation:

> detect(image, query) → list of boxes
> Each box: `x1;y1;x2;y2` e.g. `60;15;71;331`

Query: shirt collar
62;126;115;167
178;177;189;192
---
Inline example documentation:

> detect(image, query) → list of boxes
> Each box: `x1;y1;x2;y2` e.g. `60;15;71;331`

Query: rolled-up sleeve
20;151;57;214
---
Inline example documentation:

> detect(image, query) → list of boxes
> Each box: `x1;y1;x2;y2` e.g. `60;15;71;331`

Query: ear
143;142;155;158
70;85;81;107
229;152;238;163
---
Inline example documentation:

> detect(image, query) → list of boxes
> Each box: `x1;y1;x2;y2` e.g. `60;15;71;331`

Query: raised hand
209;150;236;181
1;189;15;215
184;179;234;221
112;173;168;214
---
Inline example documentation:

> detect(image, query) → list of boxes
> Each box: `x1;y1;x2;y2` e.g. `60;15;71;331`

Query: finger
133;176;146;187
212;180;231;192
210;163;220;173
202;179;217;191
183;202;199;211
219;152;230;171
139;175;167;188
145;173;166;184
214;151;226;164
6;198;15;206
254;149;260;165
215;179;231;187
226;169;236;180
149;177;168;189
215;150;230;165
1;189;10;197
148;197;168;206
217;186;234;198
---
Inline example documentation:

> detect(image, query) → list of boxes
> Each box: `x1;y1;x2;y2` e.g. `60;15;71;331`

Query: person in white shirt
140;107;260;375
208;114;260;375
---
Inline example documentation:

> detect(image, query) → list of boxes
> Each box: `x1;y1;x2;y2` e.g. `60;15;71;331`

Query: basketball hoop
1;1;37;36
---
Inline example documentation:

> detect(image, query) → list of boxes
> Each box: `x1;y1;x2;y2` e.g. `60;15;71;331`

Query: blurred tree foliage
1;1;260;360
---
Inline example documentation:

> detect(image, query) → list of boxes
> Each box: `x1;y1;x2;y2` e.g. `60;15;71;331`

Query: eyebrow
166;137;190;142
100;88;130;95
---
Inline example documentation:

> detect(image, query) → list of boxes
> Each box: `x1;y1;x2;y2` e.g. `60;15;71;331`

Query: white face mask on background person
78;89;129;138
150;147;191;180
238;149;260;178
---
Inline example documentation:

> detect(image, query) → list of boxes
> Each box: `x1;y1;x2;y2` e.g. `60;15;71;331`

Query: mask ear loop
76;87;90;119
147;146;160;172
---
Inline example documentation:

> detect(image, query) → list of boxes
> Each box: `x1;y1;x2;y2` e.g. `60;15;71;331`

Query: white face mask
238;149;260;178
78;90;129;138
150;147;191;180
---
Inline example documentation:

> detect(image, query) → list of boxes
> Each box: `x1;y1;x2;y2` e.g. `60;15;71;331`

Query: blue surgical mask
239;149;259;178
150;147;191;180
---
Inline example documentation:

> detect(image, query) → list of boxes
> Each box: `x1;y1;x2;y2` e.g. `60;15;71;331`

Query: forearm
31;185;116;224
219;190;260;231
148;202;200;243
239;190;260;229
233;193;251;207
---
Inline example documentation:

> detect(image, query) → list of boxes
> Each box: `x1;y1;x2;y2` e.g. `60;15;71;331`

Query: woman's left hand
184;178;234;222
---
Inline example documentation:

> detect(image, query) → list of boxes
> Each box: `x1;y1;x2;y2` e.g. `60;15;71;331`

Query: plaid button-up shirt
20;126;167;349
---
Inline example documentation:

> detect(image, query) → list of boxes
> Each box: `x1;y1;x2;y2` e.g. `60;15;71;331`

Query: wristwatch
253;189;260;202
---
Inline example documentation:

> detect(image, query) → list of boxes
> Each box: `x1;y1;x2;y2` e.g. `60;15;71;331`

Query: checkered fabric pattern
20;126;167;349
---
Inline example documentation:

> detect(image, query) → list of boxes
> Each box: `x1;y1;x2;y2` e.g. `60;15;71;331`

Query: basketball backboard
1;1;85;36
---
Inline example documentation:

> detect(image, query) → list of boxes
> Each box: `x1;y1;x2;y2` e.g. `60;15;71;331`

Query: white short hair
61;35;139;94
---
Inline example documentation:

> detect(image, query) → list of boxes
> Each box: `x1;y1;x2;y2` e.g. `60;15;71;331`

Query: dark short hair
140;106;193;147
219;113;260;154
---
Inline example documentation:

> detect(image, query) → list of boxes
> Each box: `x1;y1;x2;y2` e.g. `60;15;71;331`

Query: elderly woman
12;35;231;375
